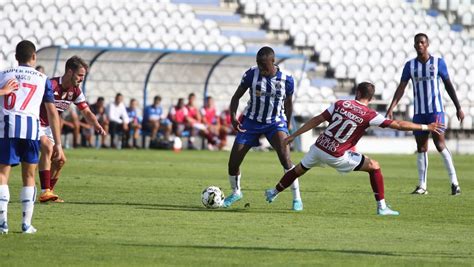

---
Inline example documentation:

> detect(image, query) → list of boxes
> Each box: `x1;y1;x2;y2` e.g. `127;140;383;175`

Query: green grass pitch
1;149;473;266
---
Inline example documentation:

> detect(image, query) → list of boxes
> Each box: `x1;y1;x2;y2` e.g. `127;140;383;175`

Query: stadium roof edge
38;45;306;59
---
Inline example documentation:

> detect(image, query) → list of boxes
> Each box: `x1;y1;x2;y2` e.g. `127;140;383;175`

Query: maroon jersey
39;77;88;126
201;107;217;125
316;100;392;157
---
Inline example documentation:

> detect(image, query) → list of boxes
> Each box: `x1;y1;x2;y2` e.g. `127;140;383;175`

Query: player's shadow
119;243;472;259
65;201;293;214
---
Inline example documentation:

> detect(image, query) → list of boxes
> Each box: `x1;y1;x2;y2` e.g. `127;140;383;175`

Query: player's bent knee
369;159;380;170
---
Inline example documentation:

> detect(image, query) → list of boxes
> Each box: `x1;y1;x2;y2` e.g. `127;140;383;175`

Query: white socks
418;149;459;189
0;185;10;225
440;148;459;186
229;174;241;195
285;165;301;201
417;152;428;189
20;186;36;227
377;199;387;209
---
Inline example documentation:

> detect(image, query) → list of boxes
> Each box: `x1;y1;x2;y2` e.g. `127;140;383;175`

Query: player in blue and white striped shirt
0;40;65;234
387;33;464;196
223;46;303;211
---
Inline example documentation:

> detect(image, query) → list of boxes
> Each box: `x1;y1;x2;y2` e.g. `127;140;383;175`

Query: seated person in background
35;65;45;74
169;98;189;144
61;105;82;148
201;96;220;150
185;93;205;149
218;109;237;150
126;98;142;148
143;95;172;144
106;93;129;148
90;97;109;148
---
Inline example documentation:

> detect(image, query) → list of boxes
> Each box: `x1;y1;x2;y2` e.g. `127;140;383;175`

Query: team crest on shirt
67;91;74;100
275;82;281;89
428;64;435;73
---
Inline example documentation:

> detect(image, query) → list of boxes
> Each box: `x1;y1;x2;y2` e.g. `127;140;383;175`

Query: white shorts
300;145;364;174
39;126;55;144
193;123;207;131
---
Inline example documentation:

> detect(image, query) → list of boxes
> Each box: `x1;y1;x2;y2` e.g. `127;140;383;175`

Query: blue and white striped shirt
0;66;54;140
401;56;449;115
241;66;294;124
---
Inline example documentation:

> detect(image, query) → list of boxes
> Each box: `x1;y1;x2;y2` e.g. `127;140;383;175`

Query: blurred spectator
201;96;220;150
61;105;81;148
106;93;129;148
169;98;189;144
35;65;45;74
143;95;172;144
218;109;236;150
90;97;109;148
185;93;203;149
125;98;142;148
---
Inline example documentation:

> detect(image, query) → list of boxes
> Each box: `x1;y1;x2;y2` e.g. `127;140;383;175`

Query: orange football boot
39;189;59;203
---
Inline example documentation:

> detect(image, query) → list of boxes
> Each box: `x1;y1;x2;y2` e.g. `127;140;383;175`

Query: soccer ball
201;186;225;209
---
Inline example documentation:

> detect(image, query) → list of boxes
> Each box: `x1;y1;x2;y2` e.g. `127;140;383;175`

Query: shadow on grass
119;243;472;259
64;201;294;214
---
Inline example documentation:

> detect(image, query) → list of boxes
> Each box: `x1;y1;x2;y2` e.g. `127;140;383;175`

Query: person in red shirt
218;109;237;150
264;82;444;216
169;98;189;139
185;93;202;149
201;96;220;150
38;56;106;203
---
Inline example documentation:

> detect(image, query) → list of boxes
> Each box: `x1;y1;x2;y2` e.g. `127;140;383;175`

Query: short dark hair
154;95;162;102
356;82;375;100
414;33;429;43
15;40;36;63
97;97;105;102
188;93;195;98
256;46;275;60
35;65;44;71
65;56;88;72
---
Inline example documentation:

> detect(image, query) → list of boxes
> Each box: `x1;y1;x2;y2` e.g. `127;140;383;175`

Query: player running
0;40;65;234
38;56;106;203
265;82;445;216
386;33;464;195
223;46;303;211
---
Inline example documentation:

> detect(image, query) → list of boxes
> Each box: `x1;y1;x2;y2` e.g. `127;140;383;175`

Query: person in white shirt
106;93;129;148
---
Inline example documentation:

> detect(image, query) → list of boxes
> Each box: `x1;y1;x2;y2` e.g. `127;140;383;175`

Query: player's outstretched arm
45;102;66;163
285;114;326;145
229;84;248;132
443;79;464;123
81;107;106;135
284;95;293;130
388;120;445;135
0;79;18;95
386;81;408;119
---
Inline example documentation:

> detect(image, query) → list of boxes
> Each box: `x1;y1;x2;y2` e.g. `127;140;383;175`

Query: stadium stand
236;0;473;130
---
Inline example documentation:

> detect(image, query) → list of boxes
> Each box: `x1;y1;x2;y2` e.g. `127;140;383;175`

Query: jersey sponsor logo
55;100;72;112
255;91;282;98
414;76;435;82
342;101;367;116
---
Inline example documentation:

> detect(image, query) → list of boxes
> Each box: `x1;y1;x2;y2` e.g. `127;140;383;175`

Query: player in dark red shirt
264;82;444;216
38;56;106;203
